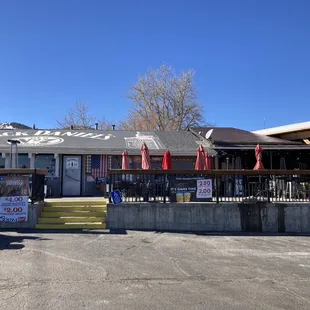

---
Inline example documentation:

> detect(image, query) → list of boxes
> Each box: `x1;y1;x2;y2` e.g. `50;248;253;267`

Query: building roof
190;127;302;149
1;127;305;156
0;129;203;155
156;131;217;155
252;121;310;136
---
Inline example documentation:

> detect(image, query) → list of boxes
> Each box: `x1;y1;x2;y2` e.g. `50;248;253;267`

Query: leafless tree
121;65;205;131
57;102;95;129
97;117;114;130
57;102;113;130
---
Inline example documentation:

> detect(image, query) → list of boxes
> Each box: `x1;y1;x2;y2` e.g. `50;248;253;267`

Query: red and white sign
196;179;212;198
0;196;28;222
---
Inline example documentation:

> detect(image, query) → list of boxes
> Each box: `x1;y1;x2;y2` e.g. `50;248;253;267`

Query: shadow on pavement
3;229;309;237
0;234;50;250
153;230;310;237
0;229;128;235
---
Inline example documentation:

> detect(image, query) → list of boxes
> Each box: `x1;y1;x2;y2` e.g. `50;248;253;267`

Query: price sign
0;196;28;222
196;179;212;198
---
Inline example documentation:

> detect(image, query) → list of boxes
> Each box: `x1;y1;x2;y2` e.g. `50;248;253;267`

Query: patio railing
108;169;310;203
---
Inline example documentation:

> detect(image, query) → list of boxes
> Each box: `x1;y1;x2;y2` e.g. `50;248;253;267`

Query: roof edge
253;121;310;136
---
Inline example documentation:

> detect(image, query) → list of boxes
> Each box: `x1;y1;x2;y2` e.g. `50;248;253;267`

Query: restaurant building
0;126;309;198
0;129;208;197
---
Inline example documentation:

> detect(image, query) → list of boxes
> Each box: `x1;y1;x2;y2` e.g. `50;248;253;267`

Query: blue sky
0;0;309;130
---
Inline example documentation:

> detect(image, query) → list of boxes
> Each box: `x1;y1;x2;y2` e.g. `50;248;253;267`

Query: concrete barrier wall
0;202;44;229
107;203;310;233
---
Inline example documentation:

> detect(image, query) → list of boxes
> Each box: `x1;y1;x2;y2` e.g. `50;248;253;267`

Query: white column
11;152;16;168
2;153;9;169
28;153;35;169
54;154;60;177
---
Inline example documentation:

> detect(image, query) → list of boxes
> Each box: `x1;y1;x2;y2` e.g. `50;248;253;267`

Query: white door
62;156;82;196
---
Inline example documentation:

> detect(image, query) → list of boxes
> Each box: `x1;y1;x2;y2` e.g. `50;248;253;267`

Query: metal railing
0;169;48;204
108;170;310;203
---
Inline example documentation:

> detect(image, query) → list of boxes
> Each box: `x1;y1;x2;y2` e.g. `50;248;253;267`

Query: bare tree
57;102;95;129
57;102;113;130
121;65;205;131
97;117;114;130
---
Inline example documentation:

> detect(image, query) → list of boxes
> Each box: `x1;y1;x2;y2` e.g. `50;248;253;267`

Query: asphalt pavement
1;230;310;310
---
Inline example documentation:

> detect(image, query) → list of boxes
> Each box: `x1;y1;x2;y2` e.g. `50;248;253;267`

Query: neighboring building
190;127;310;170
253;121;310;144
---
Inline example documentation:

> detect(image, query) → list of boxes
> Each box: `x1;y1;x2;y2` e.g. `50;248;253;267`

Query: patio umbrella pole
253;144;265;199
162;151;172;203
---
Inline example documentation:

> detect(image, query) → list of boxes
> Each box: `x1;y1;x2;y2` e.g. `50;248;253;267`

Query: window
0;157;4;168
18;154;30;168
111;155;122;169
35;154;56;177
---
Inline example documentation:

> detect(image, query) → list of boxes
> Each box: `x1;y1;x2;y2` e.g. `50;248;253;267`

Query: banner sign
0;196;28;222
0;176;29;222
169;175;213;202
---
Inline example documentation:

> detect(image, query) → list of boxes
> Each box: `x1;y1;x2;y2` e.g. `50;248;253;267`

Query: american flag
91;155;108;179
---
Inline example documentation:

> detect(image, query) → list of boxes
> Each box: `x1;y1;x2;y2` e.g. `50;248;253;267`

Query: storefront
0;129;202;197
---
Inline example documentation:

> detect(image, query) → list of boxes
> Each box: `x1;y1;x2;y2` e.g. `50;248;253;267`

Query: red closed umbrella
205;152;212;170
195;145;205;170
253;144;264;170
122;150;130;170
162;151;172;170
141;142;151;170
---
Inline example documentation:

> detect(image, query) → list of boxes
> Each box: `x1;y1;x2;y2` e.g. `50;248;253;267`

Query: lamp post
7;139;20;168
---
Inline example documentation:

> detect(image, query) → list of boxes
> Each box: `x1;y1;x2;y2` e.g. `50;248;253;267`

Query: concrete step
45;200;107;207
40;211;107;218
43;206;106;212
36;223;107;229
38;217;106;224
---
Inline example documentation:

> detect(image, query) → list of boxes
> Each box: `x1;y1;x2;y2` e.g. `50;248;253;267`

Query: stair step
40;211;107;218
38;217;106;223
45;200;107;207
36;223;107;229
44;206;106;212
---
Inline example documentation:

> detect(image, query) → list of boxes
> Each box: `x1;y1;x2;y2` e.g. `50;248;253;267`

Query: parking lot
1;230;310;310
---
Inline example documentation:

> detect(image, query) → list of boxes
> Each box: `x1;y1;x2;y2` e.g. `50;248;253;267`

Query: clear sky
0;0;309;131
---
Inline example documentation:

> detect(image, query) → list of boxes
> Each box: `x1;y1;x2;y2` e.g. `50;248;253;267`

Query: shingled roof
191;127;301;146
0;129;206;155
155;131;217;155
